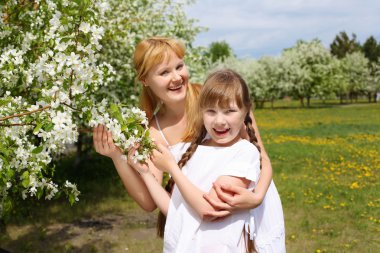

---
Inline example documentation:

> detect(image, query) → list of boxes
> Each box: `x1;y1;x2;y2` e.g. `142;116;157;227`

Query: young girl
131;69;272;252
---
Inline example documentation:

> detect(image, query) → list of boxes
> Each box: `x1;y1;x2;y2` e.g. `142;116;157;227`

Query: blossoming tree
0;0;208;219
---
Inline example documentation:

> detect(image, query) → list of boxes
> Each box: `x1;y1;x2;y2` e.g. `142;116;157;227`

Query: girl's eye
176;64;184;70
160;70;169;76
226;109;237;113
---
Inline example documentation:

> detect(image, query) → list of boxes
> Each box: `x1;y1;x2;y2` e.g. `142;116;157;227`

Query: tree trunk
0;218;6;234
74;133;83;168
300;97;304;107
271;99;274;109
307;96;311;107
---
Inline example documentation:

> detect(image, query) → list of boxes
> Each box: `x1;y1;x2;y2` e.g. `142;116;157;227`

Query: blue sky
184;0;380;59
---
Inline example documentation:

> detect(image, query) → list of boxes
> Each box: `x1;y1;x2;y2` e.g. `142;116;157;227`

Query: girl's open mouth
213;128;230;135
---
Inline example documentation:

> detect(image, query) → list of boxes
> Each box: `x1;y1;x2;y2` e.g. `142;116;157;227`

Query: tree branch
0;105;51;122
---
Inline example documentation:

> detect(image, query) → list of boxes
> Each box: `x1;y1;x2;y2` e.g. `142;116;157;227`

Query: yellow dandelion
350;182;359;189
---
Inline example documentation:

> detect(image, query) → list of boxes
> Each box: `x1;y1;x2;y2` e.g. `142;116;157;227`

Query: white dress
165;140;261;253
249;181;286;252
154;115;286;253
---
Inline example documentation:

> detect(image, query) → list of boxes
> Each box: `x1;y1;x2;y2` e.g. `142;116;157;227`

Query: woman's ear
141;79;148;87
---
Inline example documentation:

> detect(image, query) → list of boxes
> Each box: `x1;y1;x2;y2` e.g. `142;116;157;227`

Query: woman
93;36;273;219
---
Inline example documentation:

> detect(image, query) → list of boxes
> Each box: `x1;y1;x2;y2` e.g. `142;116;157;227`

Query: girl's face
143;50;189;105
202;102;247;147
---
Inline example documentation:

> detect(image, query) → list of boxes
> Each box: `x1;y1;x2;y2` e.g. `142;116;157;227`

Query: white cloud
184;0;380;58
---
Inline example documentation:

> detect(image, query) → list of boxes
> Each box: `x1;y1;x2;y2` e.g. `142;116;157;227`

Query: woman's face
143;50;189;105
202;102;247;147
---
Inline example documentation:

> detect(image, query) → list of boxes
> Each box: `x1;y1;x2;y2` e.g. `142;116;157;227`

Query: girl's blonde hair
159;69;260;252
133;36;200;141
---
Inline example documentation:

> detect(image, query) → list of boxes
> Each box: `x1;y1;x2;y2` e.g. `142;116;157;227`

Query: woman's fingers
203;193;232;210
203;210;231;221
213;183;236;206
101;125;109;151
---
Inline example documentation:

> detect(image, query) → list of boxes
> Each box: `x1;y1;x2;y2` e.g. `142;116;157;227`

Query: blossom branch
0;105;51;122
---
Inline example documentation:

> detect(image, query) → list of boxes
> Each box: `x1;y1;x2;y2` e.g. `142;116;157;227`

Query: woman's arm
93;125;162;212
249;110;272;202
151;143;250;219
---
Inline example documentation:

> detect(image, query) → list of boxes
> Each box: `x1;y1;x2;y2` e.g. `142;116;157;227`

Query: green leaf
44;122;54;132
33;122;43;134
21;171;30;188
37;188;44;200
109;103;124;123
32;146;44;154
69;194;76;205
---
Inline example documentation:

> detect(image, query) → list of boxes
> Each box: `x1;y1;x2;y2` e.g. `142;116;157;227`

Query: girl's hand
203;182;263;220
127;144;150;174
93;124;123;160
151;142;177;173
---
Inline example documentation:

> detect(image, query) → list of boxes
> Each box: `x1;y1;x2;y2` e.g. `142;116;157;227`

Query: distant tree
282;39;333;107
208;41;233;62
330;31;361;58
341;52;370;102
362;36;379;63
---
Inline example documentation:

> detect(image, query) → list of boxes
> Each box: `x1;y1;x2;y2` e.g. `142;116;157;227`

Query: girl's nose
215;113;226;125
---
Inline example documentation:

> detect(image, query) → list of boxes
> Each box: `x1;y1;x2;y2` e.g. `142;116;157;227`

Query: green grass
1;101;379;252
255;102;380;252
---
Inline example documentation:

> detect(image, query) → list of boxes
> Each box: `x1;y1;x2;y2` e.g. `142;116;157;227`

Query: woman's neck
160;100;186;122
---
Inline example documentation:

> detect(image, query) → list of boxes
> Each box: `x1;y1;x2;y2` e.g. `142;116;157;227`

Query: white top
165;140;261;253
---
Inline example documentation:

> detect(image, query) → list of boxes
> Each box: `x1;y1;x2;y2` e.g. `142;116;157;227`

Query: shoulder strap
154;114;170;146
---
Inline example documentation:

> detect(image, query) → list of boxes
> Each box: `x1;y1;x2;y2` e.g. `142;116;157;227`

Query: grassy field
1;101;379;252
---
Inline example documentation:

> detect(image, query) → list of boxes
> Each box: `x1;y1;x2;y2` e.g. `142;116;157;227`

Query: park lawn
1;101;379;252
254;102;380;252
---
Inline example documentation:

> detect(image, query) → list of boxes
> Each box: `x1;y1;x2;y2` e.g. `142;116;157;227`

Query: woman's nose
172;71;182;82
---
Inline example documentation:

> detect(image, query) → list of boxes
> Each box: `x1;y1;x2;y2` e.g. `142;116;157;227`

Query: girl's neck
203;135;242;147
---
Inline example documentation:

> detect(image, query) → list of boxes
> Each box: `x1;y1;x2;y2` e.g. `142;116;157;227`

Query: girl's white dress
165;140;261;253
155;115;286;253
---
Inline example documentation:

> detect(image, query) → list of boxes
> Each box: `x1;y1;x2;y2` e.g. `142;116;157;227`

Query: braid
156;127;207;237
245;114;262;169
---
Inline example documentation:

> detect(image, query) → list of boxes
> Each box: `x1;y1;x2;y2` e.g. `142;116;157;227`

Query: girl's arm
126;150;171;215
151;143;250;219
93;125;162;212
203;111;272;217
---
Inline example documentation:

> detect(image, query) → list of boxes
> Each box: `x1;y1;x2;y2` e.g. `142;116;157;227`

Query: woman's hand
93;124;123;160
151;142;177;173
203;182;264;220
